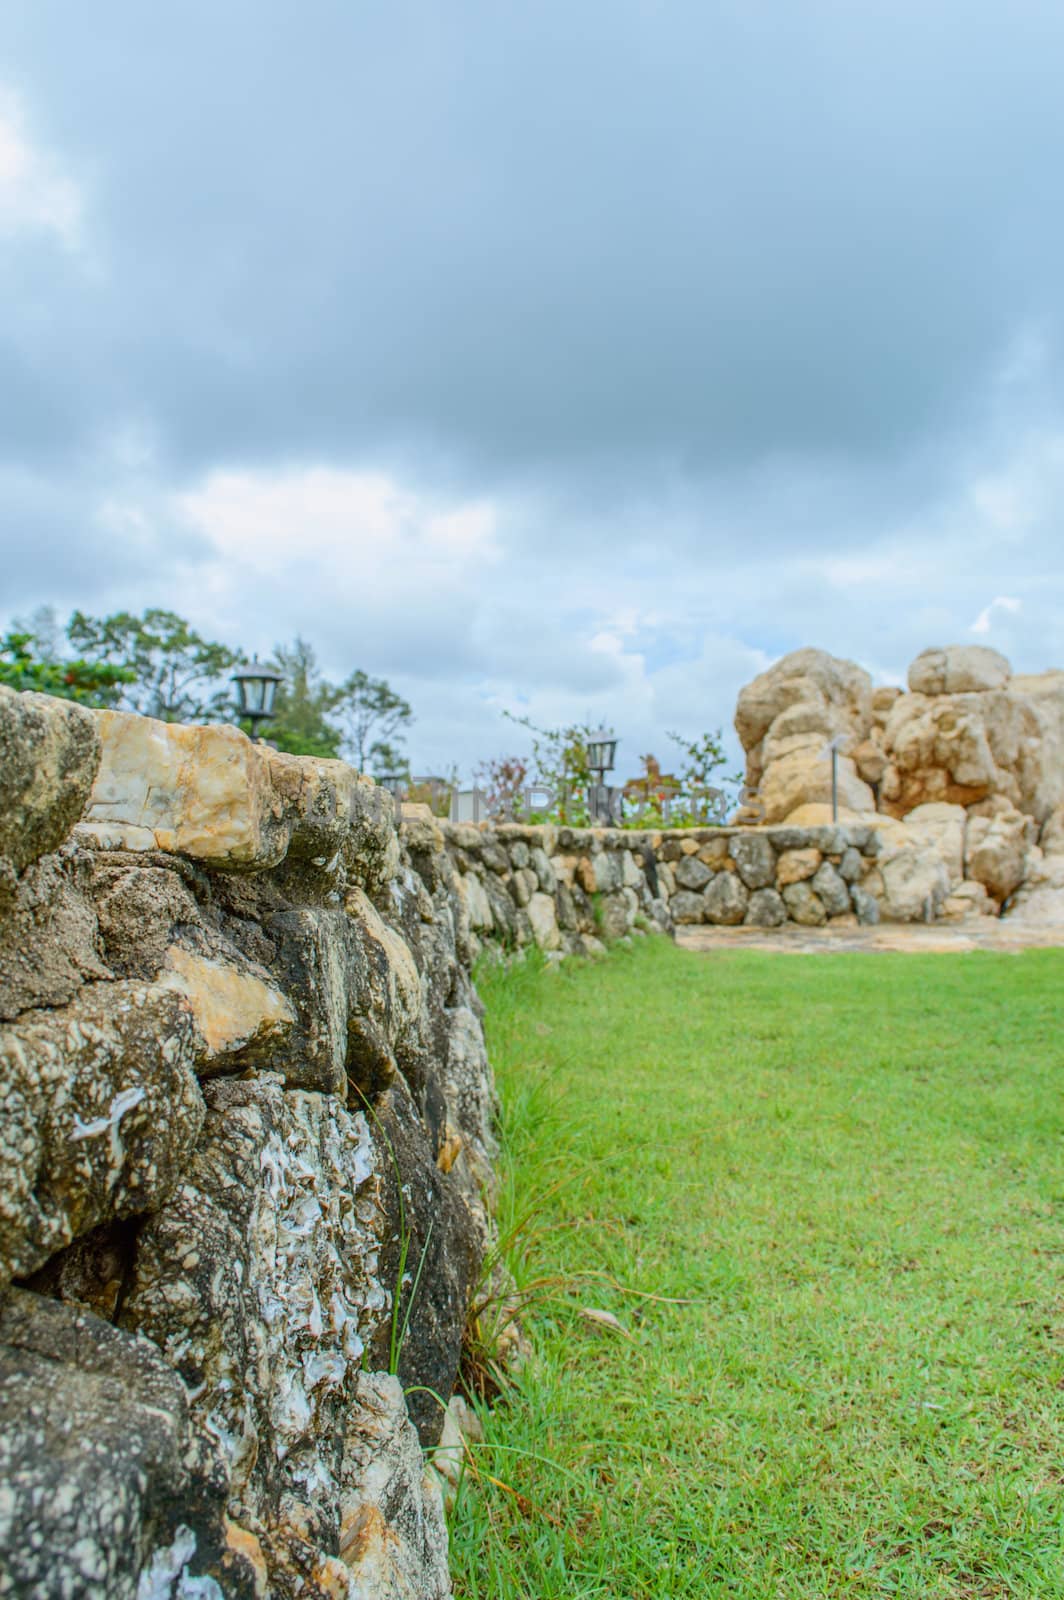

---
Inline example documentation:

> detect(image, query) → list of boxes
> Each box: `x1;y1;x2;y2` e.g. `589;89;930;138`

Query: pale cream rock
430;1393;483;1512
159;945;294;1064
736;648;873;769
877;843;950;922
1041;804;1064;857
776;848;822;886
621;851;643;888
1004;847;1064;927
942;879;994;919
551;853;578;886
871;685;902;724
736;648;875;822
81;709;398;876
0;687;101;872
880;673;1064;822
83;713;283;865
345;887;422;1046
782;802;868;827
965;805;1032;902
337;1373;452;1600
901;802;967;887
527;891;562;951
758;748;875;825
457;870;492;930
908;645;1011;695
853;738;888;786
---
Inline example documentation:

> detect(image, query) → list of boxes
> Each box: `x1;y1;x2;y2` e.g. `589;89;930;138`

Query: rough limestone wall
0;688;497;1600
440;818;943;937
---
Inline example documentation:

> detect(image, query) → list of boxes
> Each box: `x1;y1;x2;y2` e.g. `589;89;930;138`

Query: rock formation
735;644;1064;919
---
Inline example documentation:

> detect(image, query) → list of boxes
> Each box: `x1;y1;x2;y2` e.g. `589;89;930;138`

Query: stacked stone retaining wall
438;818;924;955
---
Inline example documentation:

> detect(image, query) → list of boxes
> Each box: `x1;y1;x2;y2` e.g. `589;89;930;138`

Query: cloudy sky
2;1;1062;777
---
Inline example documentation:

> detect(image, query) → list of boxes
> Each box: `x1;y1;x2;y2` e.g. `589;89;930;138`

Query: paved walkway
676;918;1064;954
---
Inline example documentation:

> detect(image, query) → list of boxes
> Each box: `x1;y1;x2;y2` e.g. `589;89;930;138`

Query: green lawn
448;937;1064;1598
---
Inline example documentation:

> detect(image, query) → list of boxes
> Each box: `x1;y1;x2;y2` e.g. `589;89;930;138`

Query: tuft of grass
449;938;1064;1597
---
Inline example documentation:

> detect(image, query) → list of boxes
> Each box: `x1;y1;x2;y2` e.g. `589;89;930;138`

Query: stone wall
440;817;944;944
0;689;497;1600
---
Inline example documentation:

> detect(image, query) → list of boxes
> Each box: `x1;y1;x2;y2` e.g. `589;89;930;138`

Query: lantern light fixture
231;658;282;738
586;728;618;783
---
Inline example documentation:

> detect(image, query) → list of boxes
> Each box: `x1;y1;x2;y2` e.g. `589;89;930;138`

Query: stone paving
676;917;1064;955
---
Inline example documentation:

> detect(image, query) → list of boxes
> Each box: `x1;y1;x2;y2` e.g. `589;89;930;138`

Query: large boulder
735;648;873;764
735;649;875;823
877;840;951;922
900;802;967;888
908;645;1011;695
728;833;777;889
965;803;1033;903
879;666;1064;823
1005;848;1064;927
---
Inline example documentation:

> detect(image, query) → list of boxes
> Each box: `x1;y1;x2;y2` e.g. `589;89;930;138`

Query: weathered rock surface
3;650;1058;1594
0;702;497;1598
745;887;787;927
79;710;397;883
876;841;951;923
879;668;1064;823
0;981;203;1284
735;649;875;823
965;804;1032;903
900;802;967;888
782;882;827;926
728;833;776;889
0;1290;257;1600
733;644;1064;926
704;872;748;925
907;645;1011;696
0;686;101;874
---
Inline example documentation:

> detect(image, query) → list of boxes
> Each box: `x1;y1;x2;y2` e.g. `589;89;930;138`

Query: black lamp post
586;729;618;785
586;728;619;824
231;659;282;740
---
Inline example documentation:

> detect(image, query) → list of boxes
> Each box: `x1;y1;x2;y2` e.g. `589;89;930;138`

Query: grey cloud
4;0;1064;503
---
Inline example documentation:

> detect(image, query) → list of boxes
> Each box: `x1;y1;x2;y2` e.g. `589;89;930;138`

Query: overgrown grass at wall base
449;939;1064;1598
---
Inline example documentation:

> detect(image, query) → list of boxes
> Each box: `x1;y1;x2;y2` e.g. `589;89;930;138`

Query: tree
335;670;413;774
501;712;596;824
266;639;342;758
474;754;529;819
666;728;740;823
66;608;242;723
0;629;133;706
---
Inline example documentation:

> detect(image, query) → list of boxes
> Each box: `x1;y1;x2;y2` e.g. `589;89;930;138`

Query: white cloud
0;87;83;248
174;466;499;579
971;595;1021;635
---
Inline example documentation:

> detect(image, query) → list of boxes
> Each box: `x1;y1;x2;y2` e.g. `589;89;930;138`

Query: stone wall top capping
75;706;400;886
